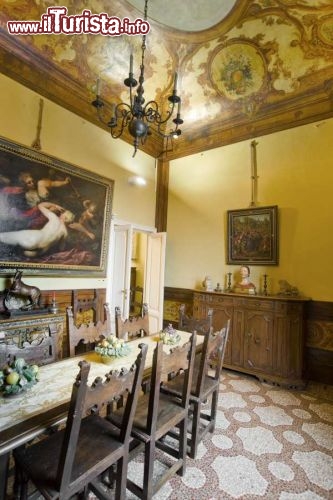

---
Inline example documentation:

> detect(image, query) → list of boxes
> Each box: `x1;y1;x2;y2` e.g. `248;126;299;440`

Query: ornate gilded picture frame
0;136;114;276
227;206;278;265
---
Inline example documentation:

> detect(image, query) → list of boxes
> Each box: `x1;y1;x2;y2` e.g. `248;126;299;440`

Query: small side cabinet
0;312;65;366
193;291;309;388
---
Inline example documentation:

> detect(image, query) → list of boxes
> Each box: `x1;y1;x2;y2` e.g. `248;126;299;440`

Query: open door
108;222;166;334
109;224;133;326
144;232;166;332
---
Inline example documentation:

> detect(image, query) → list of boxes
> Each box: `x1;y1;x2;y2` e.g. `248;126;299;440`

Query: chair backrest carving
147;333;196;433
55;343;148;493
115;303;149;341
178;303;213;334
67;304;111;357
194;320;231;396
71;289;105;327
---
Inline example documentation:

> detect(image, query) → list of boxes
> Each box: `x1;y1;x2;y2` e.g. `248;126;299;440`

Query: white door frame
106;218;157;328
106;217;157;302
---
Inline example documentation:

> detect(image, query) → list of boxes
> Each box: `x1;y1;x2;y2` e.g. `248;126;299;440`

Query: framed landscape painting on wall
227;206;278;265
0;136;114;276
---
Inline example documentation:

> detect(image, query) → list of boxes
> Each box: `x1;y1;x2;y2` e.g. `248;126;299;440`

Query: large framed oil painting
227;206;278;265
0;137;114;276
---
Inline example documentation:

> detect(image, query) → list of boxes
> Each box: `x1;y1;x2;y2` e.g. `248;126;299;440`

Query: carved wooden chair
177;302;214;371
115;303;149;341
67;303;111;357
108;333;197;500
162;321;230;459
14;344;148;500
71;289;105;327
178;303;213;334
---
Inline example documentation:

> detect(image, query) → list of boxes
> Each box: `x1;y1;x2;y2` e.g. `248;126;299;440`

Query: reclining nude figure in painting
0;201;75;257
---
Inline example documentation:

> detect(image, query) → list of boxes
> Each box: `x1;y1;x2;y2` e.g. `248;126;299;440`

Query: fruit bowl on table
95;336;131;363
0;357;39;397
159;325;181;345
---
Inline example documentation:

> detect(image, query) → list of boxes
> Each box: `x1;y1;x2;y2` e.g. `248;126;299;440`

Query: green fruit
22;368;34;382
6;371;20;385
15;358;26;372
31;365;39;375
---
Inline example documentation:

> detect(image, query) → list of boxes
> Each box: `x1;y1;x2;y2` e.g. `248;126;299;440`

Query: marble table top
0;330;199;435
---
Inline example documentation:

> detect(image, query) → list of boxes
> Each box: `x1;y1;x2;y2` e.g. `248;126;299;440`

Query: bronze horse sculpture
7;270;41;310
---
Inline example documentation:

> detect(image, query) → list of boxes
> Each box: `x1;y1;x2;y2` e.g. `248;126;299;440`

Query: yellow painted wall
1;74;332;302
132;232;147;288
0;74;156;291
167;119;333;301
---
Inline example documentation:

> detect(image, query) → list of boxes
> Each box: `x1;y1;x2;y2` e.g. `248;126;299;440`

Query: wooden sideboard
193;291;310;388
0;311;66;365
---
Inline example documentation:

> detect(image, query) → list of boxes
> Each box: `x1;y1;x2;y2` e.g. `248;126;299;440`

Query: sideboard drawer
234;298;275;311
275;301;303;314
194;293;233;307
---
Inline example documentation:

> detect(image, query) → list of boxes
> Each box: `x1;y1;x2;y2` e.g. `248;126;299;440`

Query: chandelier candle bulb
130;53;133;75
173;72;178;94
96;77;100;96
177;100;181;115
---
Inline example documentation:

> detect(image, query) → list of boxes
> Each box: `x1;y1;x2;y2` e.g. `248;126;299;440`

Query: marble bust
234;265;256;294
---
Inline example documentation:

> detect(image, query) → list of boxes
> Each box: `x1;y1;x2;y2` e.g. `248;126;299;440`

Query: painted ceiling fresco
0;0;333;159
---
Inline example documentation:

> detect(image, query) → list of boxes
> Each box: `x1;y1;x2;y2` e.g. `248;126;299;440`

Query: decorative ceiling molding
1;0;333;159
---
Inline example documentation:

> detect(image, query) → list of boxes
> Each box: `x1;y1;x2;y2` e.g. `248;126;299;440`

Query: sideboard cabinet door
273;302;305;387
243;309;274;373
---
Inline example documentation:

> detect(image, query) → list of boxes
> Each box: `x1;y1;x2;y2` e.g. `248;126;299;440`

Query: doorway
130;230;146;315
107;220;166;333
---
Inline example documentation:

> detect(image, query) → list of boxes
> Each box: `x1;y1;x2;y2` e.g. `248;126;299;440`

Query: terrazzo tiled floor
8;369;333;499
126;369;333;499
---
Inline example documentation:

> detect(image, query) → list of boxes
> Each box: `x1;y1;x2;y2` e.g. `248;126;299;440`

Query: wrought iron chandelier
92;0;183;157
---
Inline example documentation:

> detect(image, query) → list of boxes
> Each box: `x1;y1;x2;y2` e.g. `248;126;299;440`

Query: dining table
0;330;202;500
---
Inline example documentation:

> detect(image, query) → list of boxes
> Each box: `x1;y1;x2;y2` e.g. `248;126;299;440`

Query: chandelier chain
91;0;183;156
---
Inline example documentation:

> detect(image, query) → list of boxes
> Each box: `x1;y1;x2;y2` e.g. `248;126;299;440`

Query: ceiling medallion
317;16;333;47
210;41;266;101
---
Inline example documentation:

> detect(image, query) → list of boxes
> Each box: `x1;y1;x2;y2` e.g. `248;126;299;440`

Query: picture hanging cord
249;139;259;207
31;98;44;151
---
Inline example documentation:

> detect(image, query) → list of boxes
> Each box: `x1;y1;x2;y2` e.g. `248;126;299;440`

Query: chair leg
16;465;28;500
210;389;219;433
189;401;201;459
142;440;156;500
177;417;187;476
13;463;21;500
115;457;128;500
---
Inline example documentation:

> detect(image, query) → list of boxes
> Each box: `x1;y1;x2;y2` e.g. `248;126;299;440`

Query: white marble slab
0;330;198;433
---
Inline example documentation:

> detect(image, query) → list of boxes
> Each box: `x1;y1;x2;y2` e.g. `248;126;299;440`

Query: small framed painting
227;206;278;265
